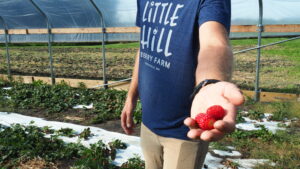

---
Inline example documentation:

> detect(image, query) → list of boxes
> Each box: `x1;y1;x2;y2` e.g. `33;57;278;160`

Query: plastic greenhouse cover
0;0;47;29
0;16;4;29
33;0;101;28
0;0;300;29
0;0;136;29
231;0;300;25
94;0;137;27
0;0;299;43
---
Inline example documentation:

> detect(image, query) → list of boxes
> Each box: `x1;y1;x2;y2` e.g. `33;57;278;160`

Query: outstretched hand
184;81;244;142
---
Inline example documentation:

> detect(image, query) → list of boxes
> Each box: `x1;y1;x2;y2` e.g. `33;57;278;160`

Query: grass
231;37;300;93
5;42;140;49
209;117;300;169
243;97;300;120
219;99;300;169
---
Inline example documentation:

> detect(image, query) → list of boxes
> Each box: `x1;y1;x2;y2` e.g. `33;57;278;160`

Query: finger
221;102;237;124
121;112;129;133
224;83;245;106
121;112;134;135
184;117;198;129
126;113;133;128
187;128;204;139
200;129;225;142
214;120;236;133
121;112;127;129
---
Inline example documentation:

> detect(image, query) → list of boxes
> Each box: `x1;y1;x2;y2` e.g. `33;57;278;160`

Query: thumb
224;83;244;106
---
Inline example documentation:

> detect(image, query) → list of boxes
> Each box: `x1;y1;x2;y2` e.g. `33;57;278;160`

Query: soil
1;45;299;92
0;47;137;80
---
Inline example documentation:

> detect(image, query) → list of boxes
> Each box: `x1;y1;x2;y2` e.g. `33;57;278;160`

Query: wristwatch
190;79;221;100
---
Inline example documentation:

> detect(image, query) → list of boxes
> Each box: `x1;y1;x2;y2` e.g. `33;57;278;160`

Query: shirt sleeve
198;0;231;33
136;0;141;27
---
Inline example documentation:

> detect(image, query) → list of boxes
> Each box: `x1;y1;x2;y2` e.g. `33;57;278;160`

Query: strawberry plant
73;141;117;169
0;124;83;168
120;155;145;169
0;78;143;124
79;128;93;140
56;127;77;137
109;139;127;150
0;123;145;168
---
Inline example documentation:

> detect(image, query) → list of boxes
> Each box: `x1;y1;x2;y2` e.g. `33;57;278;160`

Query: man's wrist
190;79;221;100
126;93;139;103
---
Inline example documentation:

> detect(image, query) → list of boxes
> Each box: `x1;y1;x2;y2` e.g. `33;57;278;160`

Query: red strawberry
195;113;216;130
206;105;226;120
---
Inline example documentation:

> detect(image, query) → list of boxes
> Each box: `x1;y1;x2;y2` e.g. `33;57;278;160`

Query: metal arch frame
0;16;11;79
93;35;300;88
28;0;55;85
254;0;264;101
233;36;300;55
92;0;300;93
88;0;108;89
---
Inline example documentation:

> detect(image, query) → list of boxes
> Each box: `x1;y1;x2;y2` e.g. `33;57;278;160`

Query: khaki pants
140;123;209;169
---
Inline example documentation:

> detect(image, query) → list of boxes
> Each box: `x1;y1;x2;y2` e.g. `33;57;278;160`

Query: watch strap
190;79;221;100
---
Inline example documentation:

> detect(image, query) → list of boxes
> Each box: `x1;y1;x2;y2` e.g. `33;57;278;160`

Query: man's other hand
121;99;137;135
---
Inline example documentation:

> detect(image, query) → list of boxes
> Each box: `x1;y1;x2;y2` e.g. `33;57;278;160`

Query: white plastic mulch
72;103;94;109
236;113;290;133
0;111;281;168
0;112;141;166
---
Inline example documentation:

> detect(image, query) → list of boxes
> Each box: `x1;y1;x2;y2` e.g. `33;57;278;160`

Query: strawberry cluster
195;105;226;130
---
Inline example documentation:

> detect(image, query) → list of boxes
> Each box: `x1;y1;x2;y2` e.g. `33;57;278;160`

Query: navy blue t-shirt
136;0;231;140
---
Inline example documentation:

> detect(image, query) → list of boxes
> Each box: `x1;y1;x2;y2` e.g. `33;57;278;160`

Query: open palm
184;81;244;142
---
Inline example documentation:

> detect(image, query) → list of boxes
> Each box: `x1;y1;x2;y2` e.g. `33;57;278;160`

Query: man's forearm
195;21;233;85
195;45;233;84
126;49;140;102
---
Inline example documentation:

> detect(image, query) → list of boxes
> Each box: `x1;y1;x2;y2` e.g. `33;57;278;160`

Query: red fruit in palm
195;113;216;130
206;105;226;120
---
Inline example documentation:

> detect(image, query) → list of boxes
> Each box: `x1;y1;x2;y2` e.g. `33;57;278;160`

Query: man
121;0;244;168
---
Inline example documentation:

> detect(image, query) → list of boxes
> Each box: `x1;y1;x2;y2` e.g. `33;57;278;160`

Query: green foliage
242;97;294;121
0;123;145;168
41;126;55;134
73;141;116;169
56;127;77;137
246;110;265;120
210;142;231;151
221;123;300;169
0;79;143;124
223;159;240;169
270;102;292;121
236;112;246;123
120;155;145;169
79;128;93;140
243;96;256;107
229;126;275;142
109;139;127;150
0;79;8;88
77;82;87;89
3;80;79;113
0;123;83;168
